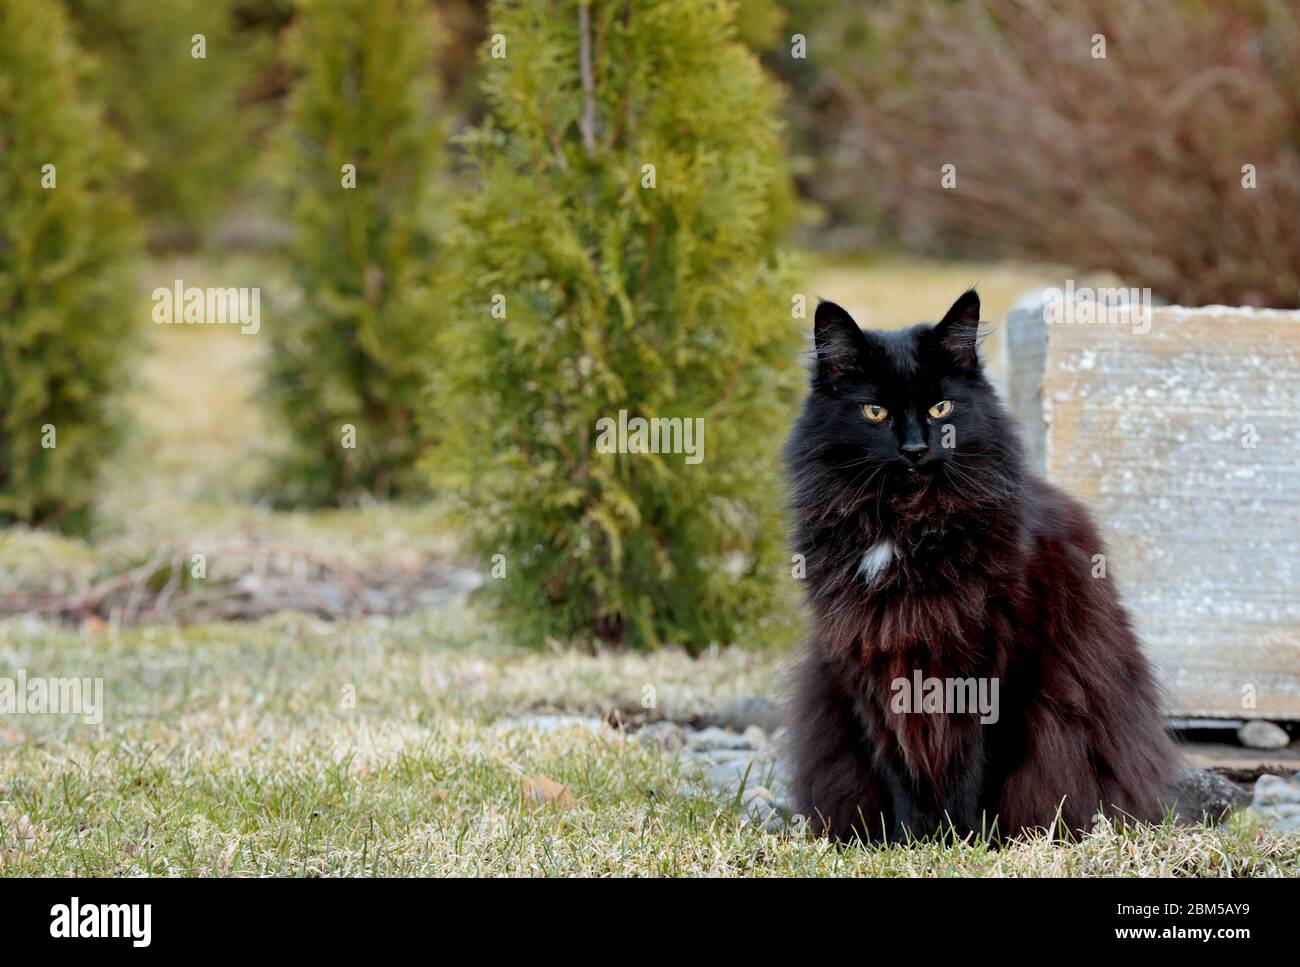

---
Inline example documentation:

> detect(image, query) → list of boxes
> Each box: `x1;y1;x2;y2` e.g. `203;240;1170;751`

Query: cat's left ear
934;289;982;368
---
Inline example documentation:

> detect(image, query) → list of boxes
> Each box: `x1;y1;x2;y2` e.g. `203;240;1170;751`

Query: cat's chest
839;537;989;653
856;540;898;587
846;533;974;593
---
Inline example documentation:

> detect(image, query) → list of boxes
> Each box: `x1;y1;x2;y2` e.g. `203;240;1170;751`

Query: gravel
500;706;1299;838
639;718;796;833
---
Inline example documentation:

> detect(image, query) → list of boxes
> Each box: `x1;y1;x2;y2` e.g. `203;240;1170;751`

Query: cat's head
789;290;1021;523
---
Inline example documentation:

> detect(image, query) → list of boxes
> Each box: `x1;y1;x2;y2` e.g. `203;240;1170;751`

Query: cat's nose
898;443;930;464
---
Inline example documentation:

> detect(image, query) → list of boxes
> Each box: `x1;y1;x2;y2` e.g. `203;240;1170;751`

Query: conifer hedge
0;0;141;530
433;0;803;651
266;0;446;504
63;0;269;248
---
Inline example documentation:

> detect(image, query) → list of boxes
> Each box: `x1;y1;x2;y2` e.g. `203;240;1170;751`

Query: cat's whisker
941;461;1002;504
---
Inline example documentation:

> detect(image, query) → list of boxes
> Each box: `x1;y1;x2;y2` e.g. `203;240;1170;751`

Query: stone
635;721;686;750
693;746;755;767
685;726;756;752
741;797;779;831
704;757;764;792
492;714;610;736
714;695;784;734
742;784;773;803
1250;773;1300;833
1164;767;1249;823
1238;720;1291;750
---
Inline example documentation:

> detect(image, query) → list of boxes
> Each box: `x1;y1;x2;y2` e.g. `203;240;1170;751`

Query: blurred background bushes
0;0;142;531
263;0;448;505
62;0;279;250
431;0;804;652
786;0;1300;307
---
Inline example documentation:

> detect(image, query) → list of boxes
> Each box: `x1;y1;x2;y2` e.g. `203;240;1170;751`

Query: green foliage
63;0;271;247
730;0;788;51
265;0;448;505
0;0;141;531
433;0;804;652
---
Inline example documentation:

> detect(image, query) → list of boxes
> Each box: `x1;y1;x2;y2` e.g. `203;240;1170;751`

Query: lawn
3;606;1297;876
2;253;1296;877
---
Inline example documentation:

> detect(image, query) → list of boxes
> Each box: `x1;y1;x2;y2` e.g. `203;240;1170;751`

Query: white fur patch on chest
857;540;897;586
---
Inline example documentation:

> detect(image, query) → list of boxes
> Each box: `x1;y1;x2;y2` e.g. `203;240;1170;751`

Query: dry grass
2;605;1297;876
0;603;1291;876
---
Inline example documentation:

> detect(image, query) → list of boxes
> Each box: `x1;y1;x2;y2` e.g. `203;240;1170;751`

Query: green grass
2;605;1297;876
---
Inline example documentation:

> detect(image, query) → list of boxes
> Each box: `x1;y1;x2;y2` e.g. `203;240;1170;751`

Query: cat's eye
862;404;889;423
928;400;954;419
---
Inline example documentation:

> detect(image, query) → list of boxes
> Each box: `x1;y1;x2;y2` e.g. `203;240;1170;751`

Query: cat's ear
934;289;982;368
813;300;872;387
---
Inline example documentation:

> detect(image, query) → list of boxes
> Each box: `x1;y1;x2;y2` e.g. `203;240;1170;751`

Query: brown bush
818;0;1300;308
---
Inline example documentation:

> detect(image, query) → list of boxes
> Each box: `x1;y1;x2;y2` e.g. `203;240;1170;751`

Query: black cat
784;289;1176;842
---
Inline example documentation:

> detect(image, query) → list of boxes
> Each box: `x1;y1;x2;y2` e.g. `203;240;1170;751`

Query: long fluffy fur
785;291;1176;842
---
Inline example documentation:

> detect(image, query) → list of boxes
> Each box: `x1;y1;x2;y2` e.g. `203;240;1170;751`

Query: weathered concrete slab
1181;742;1300;781
1003;291;1050;473
1008;302;1300;719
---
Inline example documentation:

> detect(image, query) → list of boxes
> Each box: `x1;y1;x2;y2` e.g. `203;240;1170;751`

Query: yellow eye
863;404;889;423
928;400;953;419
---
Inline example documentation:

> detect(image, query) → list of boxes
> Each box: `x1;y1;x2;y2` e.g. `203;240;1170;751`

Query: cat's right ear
813;301;870;388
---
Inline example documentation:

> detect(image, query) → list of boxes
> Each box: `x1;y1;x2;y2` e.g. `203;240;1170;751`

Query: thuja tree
63;0;270;247
266;0;446;504
433;0;803;651
0;0;140;530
